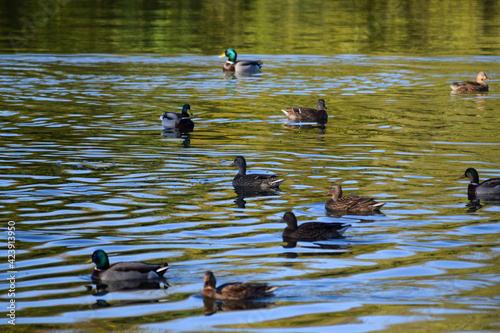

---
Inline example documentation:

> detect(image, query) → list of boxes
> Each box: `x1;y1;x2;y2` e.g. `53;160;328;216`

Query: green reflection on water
1;0;500;55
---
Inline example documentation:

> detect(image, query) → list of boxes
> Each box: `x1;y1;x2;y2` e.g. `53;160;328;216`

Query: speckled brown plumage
325;184;385;213
450;72;489;93
202;271;278;300
282;99;328;123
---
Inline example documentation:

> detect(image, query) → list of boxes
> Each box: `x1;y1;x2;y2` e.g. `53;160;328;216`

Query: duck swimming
160;104;194;130
281;212;350;241
231;156;284;191
450;72;489;93
459;167;500;200
281;99;328;123
202;271;278;300
219;48;263;74
88;249;169;281
325;184;385;214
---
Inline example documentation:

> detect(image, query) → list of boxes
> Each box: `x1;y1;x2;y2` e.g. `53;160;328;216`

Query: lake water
1;1;500;332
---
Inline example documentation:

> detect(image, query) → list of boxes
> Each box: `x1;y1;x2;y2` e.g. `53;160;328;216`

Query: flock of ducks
89;50;499;304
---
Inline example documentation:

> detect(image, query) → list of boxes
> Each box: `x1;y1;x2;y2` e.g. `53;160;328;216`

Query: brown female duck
219;48;263;74
459;167;500;200
281;212;350;241
231;156;284;191
88;250;169;281
281;99;328;123
450;72;489;93
325;184;385;213
202;271;278;300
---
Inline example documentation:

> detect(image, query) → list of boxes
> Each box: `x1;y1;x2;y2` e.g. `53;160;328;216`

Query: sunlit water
0;53;499;332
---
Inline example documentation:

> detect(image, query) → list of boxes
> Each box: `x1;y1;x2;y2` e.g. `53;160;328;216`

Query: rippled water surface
1;52;499;332
1;1;500;332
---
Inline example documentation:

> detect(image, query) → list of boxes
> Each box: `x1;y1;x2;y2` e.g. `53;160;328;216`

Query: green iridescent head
219;48;237;62
91;249;110;270
181;104;191;116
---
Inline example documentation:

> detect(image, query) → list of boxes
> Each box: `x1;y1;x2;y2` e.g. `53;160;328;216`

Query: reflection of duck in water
459;167;500;200
450;72;489;93
234;189;280;209
88;250;169;281
219;48;263;75
160;104;194;131
281;212;350;241
325;184;385;214
202;271;278;300
282;99;328;123
231;156;285;192
203;297;274;315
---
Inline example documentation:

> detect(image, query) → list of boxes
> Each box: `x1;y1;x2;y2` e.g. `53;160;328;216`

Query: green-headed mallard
281;99;328;123
219;49;263;74
325;184;385;213
231;156;284;191
459;167;500;199
88;249;169;281
202;271;278;300
160;104;194;130
450;72;489;93
281;212;350;241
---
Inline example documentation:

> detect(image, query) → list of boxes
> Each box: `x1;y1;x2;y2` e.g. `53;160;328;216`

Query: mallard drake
281;212;350;241
231;156;285;191
160;104;194;130
219;49;263;74
450;72;489;93
88;249;169;281
281;99;328;123
202;271;278;300
325;184;385;213
459;168;500;199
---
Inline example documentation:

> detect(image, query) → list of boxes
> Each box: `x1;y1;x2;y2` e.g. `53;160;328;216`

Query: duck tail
265;286;279;293
156;264;170;275
373;202;386;210
272;179;285;187
338;224;351;236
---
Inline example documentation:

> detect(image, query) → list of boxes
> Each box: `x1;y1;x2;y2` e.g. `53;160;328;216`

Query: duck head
477;72;489;82
219;48;237;63
325;184;342;200
90;249;110;270
280;212;298;230
459;168;480;184
181;104;192;117
317;99;327;110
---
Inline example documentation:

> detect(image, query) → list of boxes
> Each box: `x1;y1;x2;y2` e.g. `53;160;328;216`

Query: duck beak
229;162;235;166
325;191;332;196
458;174;466;179
85;258;93;264
219;52;226;58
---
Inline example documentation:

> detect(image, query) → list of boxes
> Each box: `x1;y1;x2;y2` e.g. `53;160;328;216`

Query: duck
458;168;500;199
219;48;263;74
281;99;328;123
202;271;278;300
281;212;350;241
450;72;489;93
325;184;385;213
88;249;169;281
231;156;285;191
160;104;194;130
